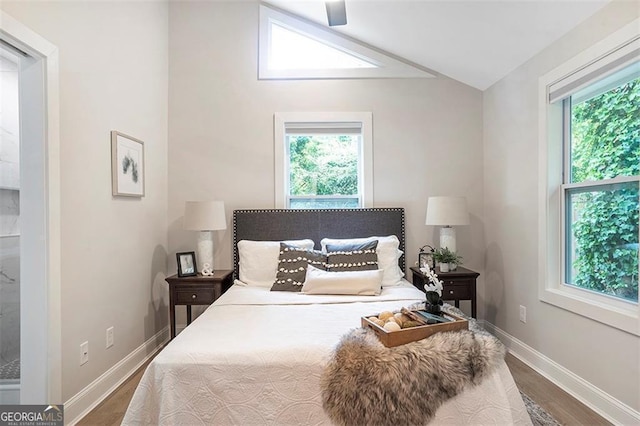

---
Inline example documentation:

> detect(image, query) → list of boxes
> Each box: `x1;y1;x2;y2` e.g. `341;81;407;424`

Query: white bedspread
123;283;531;425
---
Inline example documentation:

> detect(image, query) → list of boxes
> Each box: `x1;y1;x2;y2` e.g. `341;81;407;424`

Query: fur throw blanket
321;314;505;426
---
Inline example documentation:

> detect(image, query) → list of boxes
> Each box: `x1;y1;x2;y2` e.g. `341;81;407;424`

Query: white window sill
540;285;639;336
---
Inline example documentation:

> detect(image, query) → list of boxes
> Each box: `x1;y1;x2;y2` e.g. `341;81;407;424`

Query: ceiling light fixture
325;0;347;26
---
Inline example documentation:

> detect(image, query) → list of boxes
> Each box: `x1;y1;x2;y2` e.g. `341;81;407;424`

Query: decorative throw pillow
301;265;383;295
271;243;327;292
238;239;314;287
325;240;378;272
321;236;404;286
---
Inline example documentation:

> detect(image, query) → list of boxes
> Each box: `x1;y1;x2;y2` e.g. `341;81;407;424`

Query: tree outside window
287;134;361;209
565;74;639;302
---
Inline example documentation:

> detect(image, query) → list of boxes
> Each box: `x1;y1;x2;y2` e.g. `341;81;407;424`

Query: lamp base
196;231;214;273
439;226;456;252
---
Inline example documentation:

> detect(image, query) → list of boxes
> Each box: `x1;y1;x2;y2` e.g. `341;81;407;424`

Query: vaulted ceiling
266;0;611;90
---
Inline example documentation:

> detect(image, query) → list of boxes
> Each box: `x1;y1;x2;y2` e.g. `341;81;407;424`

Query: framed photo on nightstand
418;246;435;270
177;251;197;277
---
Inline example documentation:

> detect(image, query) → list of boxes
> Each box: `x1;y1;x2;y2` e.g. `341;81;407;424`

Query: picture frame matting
111;130;145;197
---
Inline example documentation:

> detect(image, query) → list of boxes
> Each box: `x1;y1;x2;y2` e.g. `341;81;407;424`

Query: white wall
0;0;169;402
167;1;485;315
483;0;639;413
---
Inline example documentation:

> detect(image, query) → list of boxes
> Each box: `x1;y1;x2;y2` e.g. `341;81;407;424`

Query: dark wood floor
78;352;610;425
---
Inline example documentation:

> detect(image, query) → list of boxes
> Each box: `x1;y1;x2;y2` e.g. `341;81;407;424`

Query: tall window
274;112;373;209
540;21;639;335
563;63;639;303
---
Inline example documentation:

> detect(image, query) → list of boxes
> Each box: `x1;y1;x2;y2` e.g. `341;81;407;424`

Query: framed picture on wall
177;252;198;277
111;131;145;197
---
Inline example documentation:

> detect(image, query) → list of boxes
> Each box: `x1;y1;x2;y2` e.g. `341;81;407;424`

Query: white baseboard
0;383;20;404
484;321;640;425
65;327;169;425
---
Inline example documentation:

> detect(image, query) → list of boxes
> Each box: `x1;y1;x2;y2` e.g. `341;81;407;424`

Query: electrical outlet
80;341;89;365
519;305;527;323
106;326;114;349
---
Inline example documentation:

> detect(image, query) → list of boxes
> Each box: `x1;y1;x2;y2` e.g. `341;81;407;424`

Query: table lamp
425;196;469;252
184;201;226;273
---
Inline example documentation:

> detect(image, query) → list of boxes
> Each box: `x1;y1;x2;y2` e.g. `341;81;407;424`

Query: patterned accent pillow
271;243;327;292
325;240;379;272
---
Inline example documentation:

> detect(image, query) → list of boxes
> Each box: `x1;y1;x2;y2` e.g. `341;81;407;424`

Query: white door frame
0;11;61;404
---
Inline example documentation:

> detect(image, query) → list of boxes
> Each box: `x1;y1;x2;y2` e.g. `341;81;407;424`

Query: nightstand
410;266;479;318
165;269;233;339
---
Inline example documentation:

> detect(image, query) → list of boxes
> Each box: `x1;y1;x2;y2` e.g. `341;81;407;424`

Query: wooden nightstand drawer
175;288;215;305
166;270;234;339
442;278;473;287
442;284;472;300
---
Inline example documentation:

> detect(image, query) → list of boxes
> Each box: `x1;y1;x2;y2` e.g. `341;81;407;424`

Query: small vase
425;303;441;315
449;263;457;271
440;262;449;272
425;291;442;315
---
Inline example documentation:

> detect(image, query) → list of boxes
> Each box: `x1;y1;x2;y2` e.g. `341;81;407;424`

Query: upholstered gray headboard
233;208;405;279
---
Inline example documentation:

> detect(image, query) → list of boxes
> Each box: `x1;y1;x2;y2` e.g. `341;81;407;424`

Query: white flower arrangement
420;265;443;297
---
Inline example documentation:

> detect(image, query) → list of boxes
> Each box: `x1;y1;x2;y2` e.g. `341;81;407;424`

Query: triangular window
259;5;435;80
269;23;376;70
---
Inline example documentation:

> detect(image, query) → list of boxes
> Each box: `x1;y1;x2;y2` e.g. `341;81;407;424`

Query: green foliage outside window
288;135;359;197
569;77;639;301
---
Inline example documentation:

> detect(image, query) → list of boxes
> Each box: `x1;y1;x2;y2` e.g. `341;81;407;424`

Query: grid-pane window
562;63;639;303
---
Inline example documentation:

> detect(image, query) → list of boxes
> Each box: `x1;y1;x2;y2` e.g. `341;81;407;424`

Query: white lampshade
184;201;227;231
184;201;226;274
425;196;469;253
425;196;470;226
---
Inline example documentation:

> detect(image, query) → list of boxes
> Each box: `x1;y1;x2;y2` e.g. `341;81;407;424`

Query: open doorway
0;42;21;390
0;11;61;404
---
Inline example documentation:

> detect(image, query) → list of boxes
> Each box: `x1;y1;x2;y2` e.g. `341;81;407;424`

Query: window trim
258;4;435;80
274;112;373;209
538;18;640;336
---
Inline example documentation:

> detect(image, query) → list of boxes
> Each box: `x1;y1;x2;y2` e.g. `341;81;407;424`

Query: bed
123;208;531;425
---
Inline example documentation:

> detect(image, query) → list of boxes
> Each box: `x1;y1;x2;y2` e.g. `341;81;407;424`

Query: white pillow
321;235;404;286
238;239;314;287
301;265;383;295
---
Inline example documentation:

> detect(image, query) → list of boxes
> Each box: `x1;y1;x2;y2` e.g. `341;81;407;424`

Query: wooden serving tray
361;312;469;347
